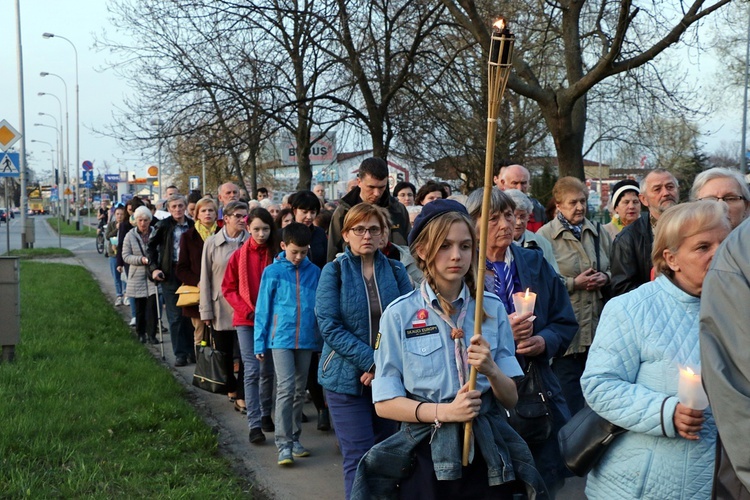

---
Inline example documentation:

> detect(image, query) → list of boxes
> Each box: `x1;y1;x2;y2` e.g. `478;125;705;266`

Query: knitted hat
407;198;468;245
611;179;640;209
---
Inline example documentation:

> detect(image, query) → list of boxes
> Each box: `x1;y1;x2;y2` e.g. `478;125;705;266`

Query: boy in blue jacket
255;222;322;466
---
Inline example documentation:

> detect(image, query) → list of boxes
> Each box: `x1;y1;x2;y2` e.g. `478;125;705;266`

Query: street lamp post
38;92;65;217
37;114;63;205
42;32;80;229
150;118;165;202
40;71;70;220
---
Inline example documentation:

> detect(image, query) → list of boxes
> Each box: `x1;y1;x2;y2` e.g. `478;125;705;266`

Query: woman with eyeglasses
200;200;249;414
690;167;750;229
316;203;413;499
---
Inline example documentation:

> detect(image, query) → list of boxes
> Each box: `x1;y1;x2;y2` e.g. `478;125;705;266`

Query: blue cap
408;199;469;246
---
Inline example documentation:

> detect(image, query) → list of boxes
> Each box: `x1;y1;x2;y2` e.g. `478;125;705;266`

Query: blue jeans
325;387;398;500
237;325;274;430
272;349;312;451
161;277;193;359
109;256;123;296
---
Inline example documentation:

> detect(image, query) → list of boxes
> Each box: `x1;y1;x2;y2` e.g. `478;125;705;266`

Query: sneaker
114;296;123;306
248;427;265;444
292;441;310;458
123;296;130;306
129;317;136;327
175;356;188;367
261;415;275;433
277;448;294;466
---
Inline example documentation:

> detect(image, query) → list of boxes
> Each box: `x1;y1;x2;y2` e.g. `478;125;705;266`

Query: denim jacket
351;392;548;499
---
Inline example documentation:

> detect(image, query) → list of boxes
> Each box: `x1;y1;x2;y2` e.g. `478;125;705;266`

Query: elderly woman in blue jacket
581;201;730;499
316;203;413;499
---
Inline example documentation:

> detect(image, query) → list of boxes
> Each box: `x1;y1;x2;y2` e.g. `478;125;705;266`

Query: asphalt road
7;215;587;499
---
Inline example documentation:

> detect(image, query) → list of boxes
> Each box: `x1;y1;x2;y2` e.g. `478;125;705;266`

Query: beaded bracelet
434;403;442;429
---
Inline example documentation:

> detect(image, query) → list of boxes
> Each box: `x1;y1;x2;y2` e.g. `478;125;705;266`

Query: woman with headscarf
602;179;641;241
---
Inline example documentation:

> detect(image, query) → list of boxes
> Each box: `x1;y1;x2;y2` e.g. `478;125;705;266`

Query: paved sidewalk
37;216;585;499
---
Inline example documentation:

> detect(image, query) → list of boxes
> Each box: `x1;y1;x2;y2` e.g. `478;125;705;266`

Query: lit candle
677;366;709;410
512;288;537;320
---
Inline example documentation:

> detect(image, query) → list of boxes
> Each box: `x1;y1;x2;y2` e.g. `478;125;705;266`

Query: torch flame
493;17;506;32
525;288;530;299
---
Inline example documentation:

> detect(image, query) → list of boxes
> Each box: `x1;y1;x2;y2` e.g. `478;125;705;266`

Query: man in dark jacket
148;194;195;366
610;169;678;297
327;157;410;262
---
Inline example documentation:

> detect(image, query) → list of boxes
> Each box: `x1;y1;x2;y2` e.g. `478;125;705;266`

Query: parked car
0;208;8;223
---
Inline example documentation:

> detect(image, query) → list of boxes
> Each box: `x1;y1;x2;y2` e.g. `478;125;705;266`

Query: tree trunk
540;93;587;180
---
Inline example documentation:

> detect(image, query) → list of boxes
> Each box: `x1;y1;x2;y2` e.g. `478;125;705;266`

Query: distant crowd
98;157;750;499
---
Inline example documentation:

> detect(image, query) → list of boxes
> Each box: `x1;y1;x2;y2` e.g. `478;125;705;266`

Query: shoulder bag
176;285;200;307
557;404;626;476
508;360;553;444
192;326;229;394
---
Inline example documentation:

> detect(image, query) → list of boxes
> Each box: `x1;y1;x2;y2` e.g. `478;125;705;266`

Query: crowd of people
99;157;750;499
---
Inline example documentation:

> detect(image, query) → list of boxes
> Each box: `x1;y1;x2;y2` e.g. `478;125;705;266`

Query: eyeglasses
350;226;382;236
225;213;248;219
698;196;745;204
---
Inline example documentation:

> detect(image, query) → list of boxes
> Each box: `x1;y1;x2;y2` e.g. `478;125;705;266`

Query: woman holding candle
580;201;730;499
538;176;611;415
466;187;578;496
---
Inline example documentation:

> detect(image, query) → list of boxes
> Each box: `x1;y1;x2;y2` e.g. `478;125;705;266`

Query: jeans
551;351;588;415
272;348;313;451
109;256;123;296
237;325;274;430
161;277;193;359
326;387;398;500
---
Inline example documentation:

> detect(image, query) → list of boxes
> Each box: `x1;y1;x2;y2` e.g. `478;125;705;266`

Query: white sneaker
123;297;130;306
114;296;123;306
129;317;136;327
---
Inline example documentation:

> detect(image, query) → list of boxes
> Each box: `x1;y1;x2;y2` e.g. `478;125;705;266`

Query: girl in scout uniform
360;199;546;499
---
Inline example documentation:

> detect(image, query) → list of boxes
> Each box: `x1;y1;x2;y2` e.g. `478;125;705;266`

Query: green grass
4;247;74;259
47;216;97;237
0;262;251;497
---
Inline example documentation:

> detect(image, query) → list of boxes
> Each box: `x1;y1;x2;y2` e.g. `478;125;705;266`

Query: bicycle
96;222;106;255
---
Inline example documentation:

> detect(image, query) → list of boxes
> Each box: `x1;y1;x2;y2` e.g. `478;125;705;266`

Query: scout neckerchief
420;281;470;386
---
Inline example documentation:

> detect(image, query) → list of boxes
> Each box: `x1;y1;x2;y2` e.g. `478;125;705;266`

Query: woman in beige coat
200;200;249;413
538;176;611;415
122;206;158;344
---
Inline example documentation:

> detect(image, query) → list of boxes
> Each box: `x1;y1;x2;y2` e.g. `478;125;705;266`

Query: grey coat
122;227;157;298
199;228;248;331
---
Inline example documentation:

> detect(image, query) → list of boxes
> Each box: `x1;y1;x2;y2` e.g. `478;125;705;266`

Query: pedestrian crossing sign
0;152;20;177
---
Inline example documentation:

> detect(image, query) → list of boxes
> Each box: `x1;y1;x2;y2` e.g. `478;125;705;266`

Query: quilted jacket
581;275;716;499
316;248;413;396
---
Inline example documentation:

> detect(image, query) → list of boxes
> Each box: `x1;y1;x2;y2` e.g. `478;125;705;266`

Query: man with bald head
495;163;547;231
217;182;240;225
610;168;679;296
313;183;327;204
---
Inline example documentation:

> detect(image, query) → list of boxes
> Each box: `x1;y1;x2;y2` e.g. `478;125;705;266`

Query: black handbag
192;327;229;394
508;360;553;444
557;405;627;476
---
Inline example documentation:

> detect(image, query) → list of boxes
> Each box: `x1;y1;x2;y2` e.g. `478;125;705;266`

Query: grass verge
47;216;97;237
0;262;251;497
4;248;74;259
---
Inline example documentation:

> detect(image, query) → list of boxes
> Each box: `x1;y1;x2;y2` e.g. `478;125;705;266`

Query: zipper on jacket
295;267;301;349
322;349;336;372
271;314;278;345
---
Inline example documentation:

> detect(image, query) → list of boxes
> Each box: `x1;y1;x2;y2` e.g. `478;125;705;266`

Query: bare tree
441;0;732;179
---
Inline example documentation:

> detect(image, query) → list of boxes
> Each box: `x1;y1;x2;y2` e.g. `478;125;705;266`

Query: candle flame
493;18;506;32
685;366;695;376
525;288;530;299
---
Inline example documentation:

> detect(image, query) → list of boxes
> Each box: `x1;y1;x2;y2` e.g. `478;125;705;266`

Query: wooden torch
463;17;515;466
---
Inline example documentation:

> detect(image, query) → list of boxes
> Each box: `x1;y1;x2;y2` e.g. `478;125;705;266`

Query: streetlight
42;32;80;228
33;122;61;183
150;118;165;202
40;71;70;219
38;91;67;219
37;113;64;208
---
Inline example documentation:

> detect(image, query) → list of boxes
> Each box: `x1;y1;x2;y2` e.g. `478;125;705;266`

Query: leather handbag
508;360;553;444
175;284;200;307
192;327;228;394
557;405;627;476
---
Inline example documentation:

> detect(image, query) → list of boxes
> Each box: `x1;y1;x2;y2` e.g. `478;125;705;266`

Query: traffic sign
50;187;59;201
64;187;73;195
83;170;94;188
0;120;21;152
148;165;158;176
82;160;93;171
0;152;20;177
189;176;199;191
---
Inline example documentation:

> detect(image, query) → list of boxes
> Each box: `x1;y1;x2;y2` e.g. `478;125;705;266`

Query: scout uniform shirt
372;282;522;405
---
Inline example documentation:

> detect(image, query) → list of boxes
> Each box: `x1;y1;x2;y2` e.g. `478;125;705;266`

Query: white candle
512;288;537;317
677;366;709;410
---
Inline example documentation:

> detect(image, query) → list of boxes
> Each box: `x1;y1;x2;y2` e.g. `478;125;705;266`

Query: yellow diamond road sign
0;119;21;152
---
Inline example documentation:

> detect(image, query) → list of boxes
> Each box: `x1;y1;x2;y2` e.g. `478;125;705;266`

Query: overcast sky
0;1;742;185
